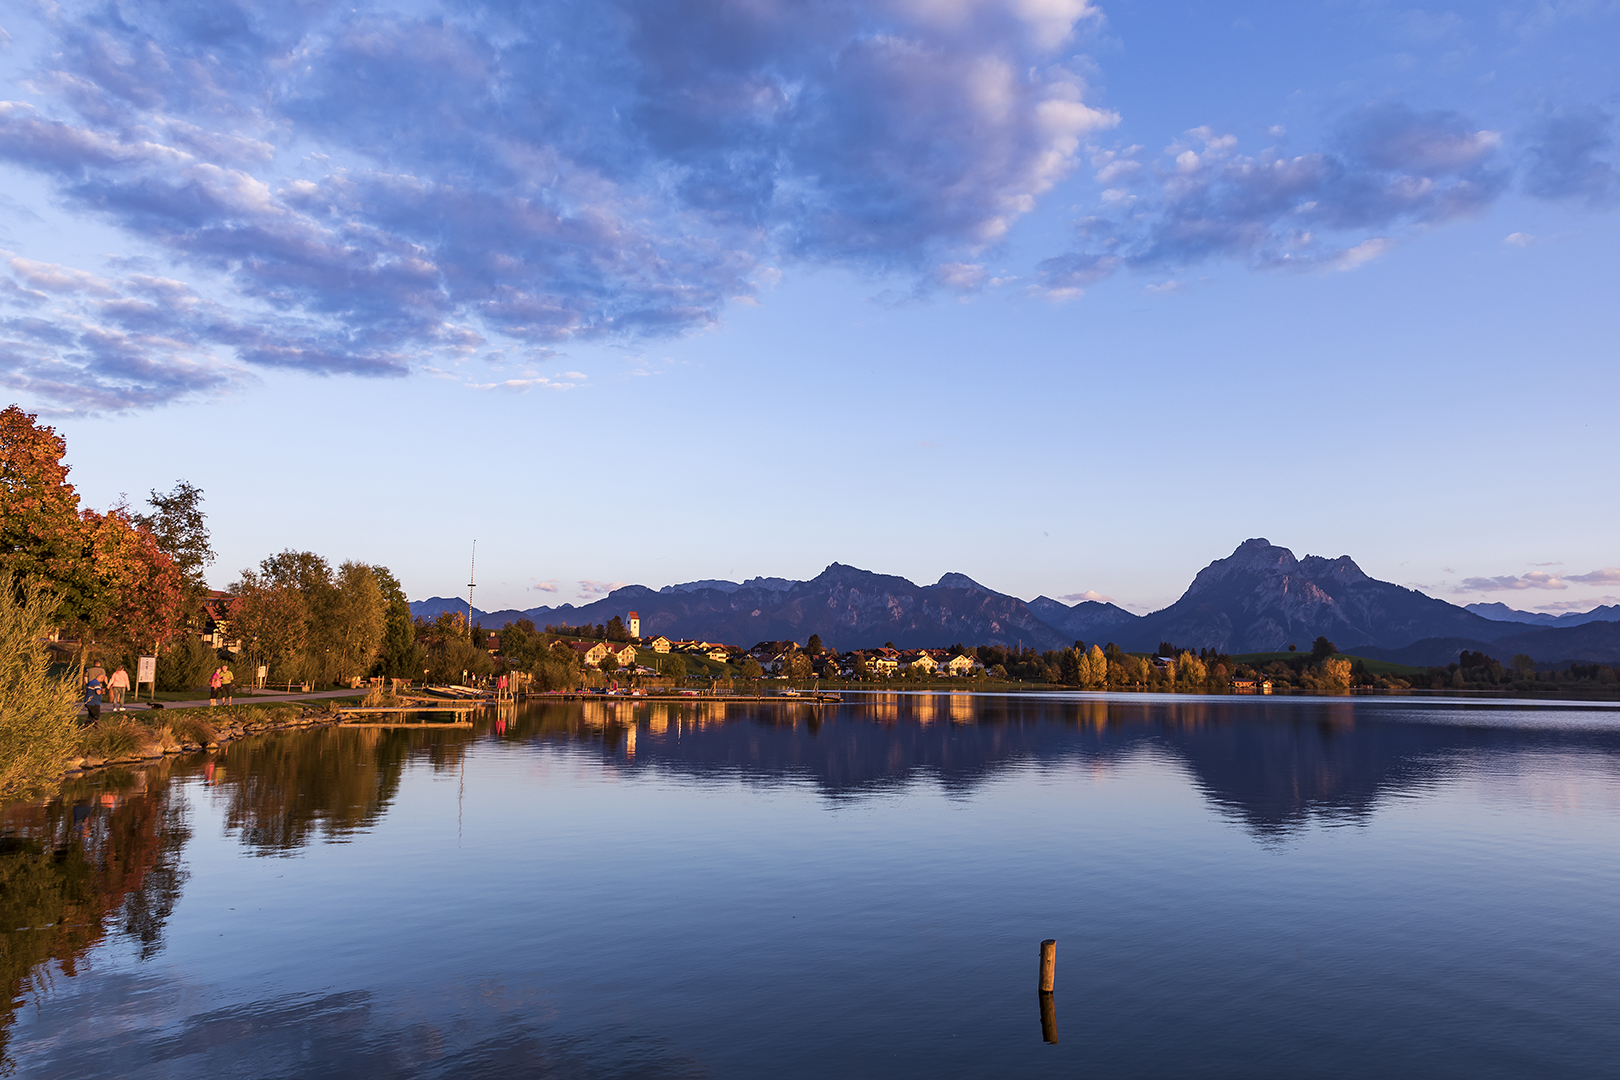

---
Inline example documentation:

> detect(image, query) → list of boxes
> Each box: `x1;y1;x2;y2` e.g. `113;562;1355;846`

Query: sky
1;0;1617;616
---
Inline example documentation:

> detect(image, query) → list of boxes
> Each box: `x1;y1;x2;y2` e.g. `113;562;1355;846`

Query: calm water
4;693;1620;1078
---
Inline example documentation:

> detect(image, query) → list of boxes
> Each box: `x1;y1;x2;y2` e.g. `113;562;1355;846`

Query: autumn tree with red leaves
0;405;185;659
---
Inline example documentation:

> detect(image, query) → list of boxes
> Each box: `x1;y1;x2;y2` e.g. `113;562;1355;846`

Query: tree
736;655;763;680
1059;647;1081;686
81;506;185;658
0;576;80;800
132;481;214;616
606;616;628;642
230;569;309;685
1082;644;1108;689
1311;636;1338;661
371;565;419;678
328;562;386;683
807;634;823;655
1177;650;1207;689
0;405;96;621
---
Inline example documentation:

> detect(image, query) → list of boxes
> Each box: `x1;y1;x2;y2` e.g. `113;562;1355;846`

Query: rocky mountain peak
1184;538;1300;596
1298;554;1370;585
936;572;987;591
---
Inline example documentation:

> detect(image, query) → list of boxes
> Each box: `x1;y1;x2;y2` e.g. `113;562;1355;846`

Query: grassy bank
67;700;359;777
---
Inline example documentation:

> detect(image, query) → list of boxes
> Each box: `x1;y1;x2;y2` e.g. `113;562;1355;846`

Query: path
87;687;367;713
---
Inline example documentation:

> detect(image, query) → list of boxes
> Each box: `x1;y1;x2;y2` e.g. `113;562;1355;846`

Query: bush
78;718;146;760
157;635;217;692
168;714;218;746
0;578;81;798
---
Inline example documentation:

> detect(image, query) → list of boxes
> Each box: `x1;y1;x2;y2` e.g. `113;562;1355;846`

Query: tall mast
467;540;477;638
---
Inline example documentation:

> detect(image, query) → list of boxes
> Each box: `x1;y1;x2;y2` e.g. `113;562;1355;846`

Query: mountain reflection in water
507;694;1620;835
2;695;1618;1079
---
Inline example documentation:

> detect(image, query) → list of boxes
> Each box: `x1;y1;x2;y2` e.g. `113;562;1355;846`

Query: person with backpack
83;674;104;726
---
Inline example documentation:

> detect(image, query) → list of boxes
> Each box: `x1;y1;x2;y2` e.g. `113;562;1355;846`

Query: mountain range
410;539;1620;665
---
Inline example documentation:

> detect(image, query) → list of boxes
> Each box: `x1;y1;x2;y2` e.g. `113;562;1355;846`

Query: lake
4;693;1620;1078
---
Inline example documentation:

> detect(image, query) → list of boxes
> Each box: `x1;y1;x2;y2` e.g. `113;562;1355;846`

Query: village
503;610;987;684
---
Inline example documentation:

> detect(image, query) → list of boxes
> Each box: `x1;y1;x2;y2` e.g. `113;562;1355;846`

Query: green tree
0;577;80;800
806;634;823;655
1059;647;1081;686
1311;636;1338;661
329;562;386;683
155;635;217;693
371;566;419;678
229;569;309;686
132;481;214;617
606;616;628;642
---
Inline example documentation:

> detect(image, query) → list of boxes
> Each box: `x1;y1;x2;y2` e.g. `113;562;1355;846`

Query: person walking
209;665;224;707
108;666;130;711
83;674;104;726
221;664;234;706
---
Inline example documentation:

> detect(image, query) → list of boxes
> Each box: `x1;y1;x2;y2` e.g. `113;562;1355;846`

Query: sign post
136;655;157;701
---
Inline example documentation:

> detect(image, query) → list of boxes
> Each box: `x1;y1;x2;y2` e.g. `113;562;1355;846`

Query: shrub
168;714;218;746
78;717;145;760
0;577;81;799
156;635;218;693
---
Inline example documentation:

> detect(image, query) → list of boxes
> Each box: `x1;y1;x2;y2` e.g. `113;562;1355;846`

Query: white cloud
1536;594;1620;612
1457;565;1620;593
1504;231;1537;246
577;579;628;599
1456;570;1568;592
1059;589;1114;603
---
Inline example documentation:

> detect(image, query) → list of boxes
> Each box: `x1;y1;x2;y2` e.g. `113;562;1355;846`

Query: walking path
89;687;366;713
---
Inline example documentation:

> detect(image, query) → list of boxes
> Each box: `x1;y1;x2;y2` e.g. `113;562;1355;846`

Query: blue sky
1;0;1616;615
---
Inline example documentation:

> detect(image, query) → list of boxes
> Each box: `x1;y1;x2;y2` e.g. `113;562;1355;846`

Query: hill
404;541;1620;663
1112;539;1519;654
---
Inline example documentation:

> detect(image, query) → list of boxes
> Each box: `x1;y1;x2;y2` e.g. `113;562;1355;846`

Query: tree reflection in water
0;765;189;1069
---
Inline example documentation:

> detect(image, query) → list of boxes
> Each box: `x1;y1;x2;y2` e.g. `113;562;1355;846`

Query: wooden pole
1038;939;1056;993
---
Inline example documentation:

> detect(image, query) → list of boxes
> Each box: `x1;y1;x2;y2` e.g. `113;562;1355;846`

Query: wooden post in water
1038;939;1056;993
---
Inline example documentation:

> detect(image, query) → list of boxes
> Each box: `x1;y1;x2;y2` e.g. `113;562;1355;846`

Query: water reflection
0;766;188;1072
498;695;1620;837
213;726;470;854
3;695;1619;1077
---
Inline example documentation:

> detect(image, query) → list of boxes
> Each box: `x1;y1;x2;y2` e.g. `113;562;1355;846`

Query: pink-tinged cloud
1456;565;1620;592
577;579;628;599
530;578;560;593
1456;571;1568;592
1059;590;1115;603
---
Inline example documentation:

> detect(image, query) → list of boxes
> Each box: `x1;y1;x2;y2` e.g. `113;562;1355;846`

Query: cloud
577;579;629;599
530;579;560;593
1060;590;1114;603
0;0;1112;410
1504;231;1537;246
1042;104;1509;288
1566;567;1620;585
1456;571;1569;592
1455;565;1620;593
1536;595;1620;612
1523;106;1620;206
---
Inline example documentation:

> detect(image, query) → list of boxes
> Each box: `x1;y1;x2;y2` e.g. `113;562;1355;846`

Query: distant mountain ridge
408;540;1620;663
1464;601;1620;628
